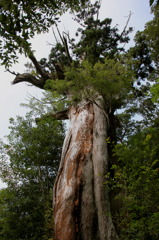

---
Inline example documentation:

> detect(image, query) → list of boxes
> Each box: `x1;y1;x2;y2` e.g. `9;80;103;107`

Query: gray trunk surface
53;99;119;240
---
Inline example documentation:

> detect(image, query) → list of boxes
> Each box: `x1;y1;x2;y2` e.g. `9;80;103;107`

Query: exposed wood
92;98;119;240
53;99;119;240
56;26;72;65
53;102;96;240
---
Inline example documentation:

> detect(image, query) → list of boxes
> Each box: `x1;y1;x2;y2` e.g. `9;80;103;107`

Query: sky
0;0;153;188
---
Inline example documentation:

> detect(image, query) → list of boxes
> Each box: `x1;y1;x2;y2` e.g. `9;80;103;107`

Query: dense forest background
0;1;159;239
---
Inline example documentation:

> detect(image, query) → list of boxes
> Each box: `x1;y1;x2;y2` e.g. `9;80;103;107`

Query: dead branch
11;53;52;89
62;33;72;64
52;27;59;43
107;11;133;50
119;11;133;40
28;54;50;80
12;73;45;89
56;26;72;65
6;69;19;76
53;109;69;120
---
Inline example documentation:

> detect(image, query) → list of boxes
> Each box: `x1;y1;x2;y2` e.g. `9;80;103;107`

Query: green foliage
150;79;159;103
65;58;134;108
127;31;154;81
0;96;65;240
138;6;159;106
0;0;89;67
127;5;159;90
72;1;133;65
17;2;139;115
144;6;159;69
44;57;135;114
0;186;49;240
102;10;159;235
112;126;159;240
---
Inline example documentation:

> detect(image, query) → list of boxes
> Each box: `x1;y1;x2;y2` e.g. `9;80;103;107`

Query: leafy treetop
72;2;133;65
0;0;89;67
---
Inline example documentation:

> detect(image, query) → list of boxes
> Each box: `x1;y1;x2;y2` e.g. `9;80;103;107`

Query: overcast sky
0;0;153;188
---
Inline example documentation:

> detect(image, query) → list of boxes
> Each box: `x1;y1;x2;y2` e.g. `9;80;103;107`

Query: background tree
111;92;159;239
105;5;159;239
0;96;65;240
0;0;89;67
113;126;159;240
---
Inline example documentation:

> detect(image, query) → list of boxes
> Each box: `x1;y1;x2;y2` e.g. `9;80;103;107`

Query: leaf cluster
111;126;159;240
0;96;65;240
64;58;134;109
0;0;89;67
72;1;133;65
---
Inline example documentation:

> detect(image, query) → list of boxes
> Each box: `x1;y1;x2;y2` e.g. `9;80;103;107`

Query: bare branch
28;54;50;80
96;0;102;21
6;69;19;76
119;11;133;39
56;26;72;65
107;11;133;50
12;73;45;89
52;27;59;44
63;33;72;64
11;53;51;89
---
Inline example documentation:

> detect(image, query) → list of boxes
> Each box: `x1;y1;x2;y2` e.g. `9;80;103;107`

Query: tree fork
12;53;51;89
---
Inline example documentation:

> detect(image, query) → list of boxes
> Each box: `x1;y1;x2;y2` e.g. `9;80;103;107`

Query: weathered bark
12;53;51;89
12;73;45;89
53;99;119;240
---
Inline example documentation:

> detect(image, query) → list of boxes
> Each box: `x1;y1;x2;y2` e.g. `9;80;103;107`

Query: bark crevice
53;100;119;240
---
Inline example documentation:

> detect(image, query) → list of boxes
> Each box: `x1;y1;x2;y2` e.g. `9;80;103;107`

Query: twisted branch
12;73;45;89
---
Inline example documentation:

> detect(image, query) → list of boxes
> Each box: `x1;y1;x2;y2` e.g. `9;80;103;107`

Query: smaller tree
0;96;65;240
113;125;159;240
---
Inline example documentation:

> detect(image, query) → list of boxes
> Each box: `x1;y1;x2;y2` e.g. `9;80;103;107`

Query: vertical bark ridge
54;102;96;240
53;100;119;240
93;99;119;240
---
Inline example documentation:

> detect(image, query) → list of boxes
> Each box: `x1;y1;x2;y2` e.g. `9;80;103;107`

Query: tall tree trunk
53;98;119;240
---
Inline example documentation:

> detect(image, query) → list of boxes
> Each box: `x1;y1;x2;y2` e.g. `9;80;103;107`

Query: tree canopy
0;96;65;240
0;0;89;67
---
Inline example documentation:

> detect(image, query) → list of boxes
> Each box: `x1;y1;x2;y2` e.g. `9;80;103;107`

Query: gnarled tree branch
12;53;52;89
28;54;50;80
12;73;46;89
